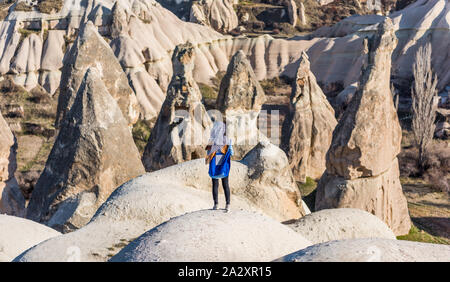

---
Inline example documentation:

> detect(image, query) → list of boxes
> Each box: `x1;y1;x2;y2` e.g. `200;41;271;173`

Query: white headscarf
208;121;231;154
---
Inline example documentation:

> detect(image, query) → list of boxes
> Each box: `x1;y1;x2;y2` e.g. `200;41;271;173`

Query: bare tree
411;43;438;170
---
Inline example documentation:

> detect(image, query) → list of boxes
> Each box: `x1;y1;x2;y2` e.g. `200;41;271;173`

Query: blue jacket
208;145;233;179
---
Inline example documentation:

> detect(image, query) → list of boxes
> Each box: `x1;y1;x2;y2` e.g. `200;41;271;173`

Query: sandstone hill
0;214;60;262
315;18;411;236
55;20;139;127
311;0;449;92
216;50;268;159
110;209;312;262
142;42;212;171
15;141;306;262
0;0;444;126
26;67;145;232
190;0;238;33
286;208;396;244
0;110;25;216
281;51;337;182
0;0;447;263
276;238;450;262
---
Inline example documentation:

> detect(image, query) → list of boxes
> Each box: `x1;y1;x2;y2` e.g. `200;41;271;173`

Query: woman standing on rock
205;121;233;212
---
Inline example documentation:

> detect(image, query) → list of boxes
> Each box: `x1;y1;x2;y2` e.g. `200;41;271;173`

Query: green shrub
397;225;449;245
198;83;217;100
132;119;152;154
298;177;317;196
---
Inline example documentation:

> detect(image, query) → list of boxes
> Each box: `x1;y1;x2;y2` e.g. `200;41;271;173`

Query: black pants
212;177;230;205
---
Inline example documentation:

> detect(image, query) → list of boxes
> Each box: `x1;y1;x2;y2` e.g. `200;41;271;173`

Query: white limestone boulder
286;208;396;244
0;214;60;262
15;142;305;261
110;210;312;262
275;238;450;262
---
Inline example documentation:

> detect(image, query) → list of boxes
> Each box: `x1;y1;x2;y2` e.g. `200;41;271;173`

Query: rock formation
189;0;239;33
315;0;334;5
142;42;212;172
285;0;298;26
276;238;450;262
281;51;337;183
55;21;139;127
435;120;449;139
109;2;166;121
10;33;42;91
26;68;145;232
0;214;61;262
321;20;400;178
239;141;306;220
15;182;259;262
143;141;306;223
286;208;396;244
216;50;268;159
298;1;307;25
110;210;312;262
16;141;305;262
315;0;384;12
334;82;359;117
310;0;449;91
314;18;411;236
0;111;25;217
0;0;446;123
366;0;383;13
40;30;65;95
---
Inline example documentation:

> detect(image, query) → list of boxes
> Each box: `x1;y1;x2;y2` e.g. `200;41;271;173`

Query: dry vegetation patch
37;0;64;14
399;130;450;194
13;0;63;14
0;79;57;199
400;178;449;244
397;127;449;244
0;0;15;20
14;1;33;12
132;119;153;155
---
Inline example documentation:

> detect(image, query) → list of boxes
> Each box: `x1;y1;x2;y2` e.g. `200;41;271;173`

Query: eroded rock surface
16;141;305;262
55;21;139;127
286;208;396;244
216;50;267;159
281;51;337;182
110;210;312;262
0;214;60;262
0;111;25;217
142;42;212;172
315;19;411;236
276;238;450;262
26;68;145;232
190;0;239;33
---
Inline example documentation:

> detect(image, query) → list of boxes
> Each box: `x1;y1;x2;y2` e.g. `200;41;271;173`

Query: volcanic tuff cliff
0;0;444;122
142;42;212;172
26;68;145;232
281;51;337;183
314;18;411;236
0;110;25;217
216;50;269;159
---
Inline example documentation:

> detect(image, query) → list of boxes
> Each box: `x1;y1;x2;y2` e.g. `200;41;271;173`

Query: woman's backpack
208;147;232;179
